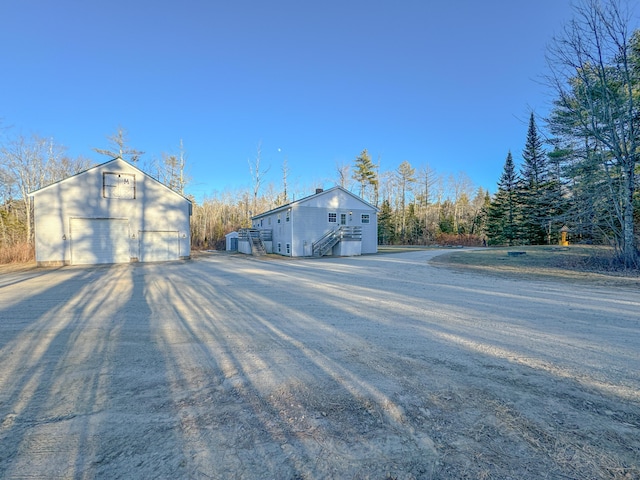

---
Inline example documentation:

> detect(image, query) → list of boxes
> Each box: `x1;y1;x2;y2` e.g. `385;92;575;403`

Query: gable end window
103;172;136;199
361;214;370;224
328;212;337;223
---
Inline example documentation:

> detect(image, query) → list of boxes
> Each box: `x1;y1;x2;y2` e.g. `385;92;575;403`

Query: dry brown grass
0;242;34;265
430;245;640;288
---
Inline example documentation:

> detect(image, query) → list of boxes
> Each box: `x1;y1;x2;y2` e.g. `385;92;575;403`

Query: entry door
340;213;347;225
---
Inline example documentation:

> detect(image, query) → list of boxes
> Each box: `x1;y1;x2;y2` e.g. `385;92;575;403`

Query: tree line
486;0;639;267
190;145;490;250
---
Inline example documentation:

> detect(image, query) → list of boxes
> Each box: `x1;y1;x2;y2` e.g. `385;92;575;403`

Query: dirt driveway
0;250;638;479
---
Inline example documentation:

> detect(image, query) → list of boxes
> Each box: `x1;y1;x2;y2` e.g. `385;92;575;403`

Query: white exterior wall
252;187;378;257
238;239;252;255
32;158;191;265
335;239;362;256
293;188;378;255
259;211;293;256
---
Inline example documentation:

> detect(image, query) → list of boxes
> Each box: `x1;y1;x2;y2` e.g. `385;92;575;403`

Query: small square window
328;212;337;223
361;214;370;224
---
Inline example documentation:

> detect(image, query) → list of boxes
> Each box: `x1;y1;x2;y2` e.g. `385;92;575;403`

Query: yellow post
560;225;569;246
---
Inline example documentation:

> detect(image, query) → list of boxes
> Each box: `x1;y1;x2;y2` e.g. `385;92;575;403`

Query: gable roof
252;185;378;220
29;157;192;204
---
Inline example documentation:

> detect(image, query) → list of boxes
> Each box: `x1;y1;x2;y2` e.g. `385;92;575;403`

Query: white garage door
70;218;130;265
139;231;180;262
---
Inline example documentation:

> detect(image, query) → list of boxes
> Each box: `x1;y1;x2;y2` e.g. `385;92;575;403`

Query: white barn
248;186;378;257
30;157;192;266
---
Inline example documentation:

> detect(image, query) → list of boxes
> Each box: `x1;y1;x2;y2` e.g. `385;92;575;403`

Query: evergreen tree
486;151;522;245
438;199;455;234
396;160;416;242
377;199;395;245
544;146;570;244
476;191;492;242
352;149;378;202
520;113;550;244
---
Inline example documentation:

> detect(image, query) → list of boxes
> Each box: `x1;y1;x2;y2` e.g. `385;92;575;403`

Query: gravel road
0;250;638;479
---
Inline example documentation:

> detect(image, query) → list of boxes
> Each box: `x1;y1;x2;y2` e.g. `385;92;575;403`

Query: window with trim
328;212;337;223
286;243;290;254
277;214;281;223
286;210;290;222
278;243;281;252
361;214;370;224
103;172;136;199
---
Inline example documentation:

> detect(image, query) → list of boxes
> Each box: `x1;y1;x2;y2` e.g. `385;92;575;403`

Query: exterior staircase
312;226;362;257
250;232;267;256
239;229;269;256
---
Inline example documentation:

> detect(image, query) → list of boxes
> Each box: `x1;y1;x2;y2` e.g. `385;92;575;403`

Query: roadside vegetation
430;245;640;287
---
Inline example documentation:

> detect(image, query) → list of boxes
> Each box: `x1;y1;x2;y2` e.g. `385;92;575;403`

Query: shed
30;157;192;266
247;186;378;257
225;231;239;251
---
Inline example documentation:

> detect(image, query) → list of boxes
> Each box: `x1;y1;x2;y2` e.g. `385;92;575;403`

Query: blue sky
1;1;575;202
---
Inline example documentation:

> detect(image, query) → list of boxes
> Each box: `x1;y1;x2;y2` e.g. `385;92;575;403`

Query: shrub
0;242;35;264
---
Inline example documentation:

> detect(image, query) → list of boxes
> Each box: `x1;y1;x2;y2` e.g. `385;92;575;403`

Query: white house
247;186;378;257
30;157;192;266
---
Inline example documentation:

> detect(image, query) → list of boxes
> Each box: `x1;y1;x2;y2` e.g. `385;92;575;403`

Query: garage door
139;231;180;262
70;218;130;265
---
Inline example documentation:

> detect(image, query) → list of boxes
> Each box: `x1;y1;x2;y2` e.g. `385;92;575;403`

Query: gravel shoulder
0;250;638;479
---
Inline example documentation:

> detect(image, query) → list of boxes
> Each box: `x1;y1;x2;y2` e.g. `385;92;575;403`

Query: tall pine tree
520;113;549;244
486;151;522;245
352;149;378;203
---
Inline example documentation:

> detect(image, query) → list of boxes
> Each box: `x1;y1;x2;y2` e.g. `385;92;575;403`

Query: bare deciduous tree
336;162;350;188
248;142;270;214
156;139;189;195
94;126;144;164
0;134;90;246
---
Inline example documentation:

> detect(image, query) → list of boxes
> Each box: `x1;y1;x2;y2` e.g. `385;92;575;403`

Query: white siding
139;231;180;262
32;158;191;266
70;218;130;265
251;186;377;257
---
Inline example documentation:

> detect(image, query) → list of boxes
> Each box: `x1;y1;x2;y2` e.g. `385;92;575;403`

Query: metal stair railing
239;228;268;256
312;229;341;257
251;234;266;256
312;226;362;257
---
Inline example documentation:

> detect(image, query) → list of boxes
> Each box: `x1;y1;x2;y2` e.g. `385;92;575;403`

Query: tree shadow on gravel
1;253;638;479
0;265;140;477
